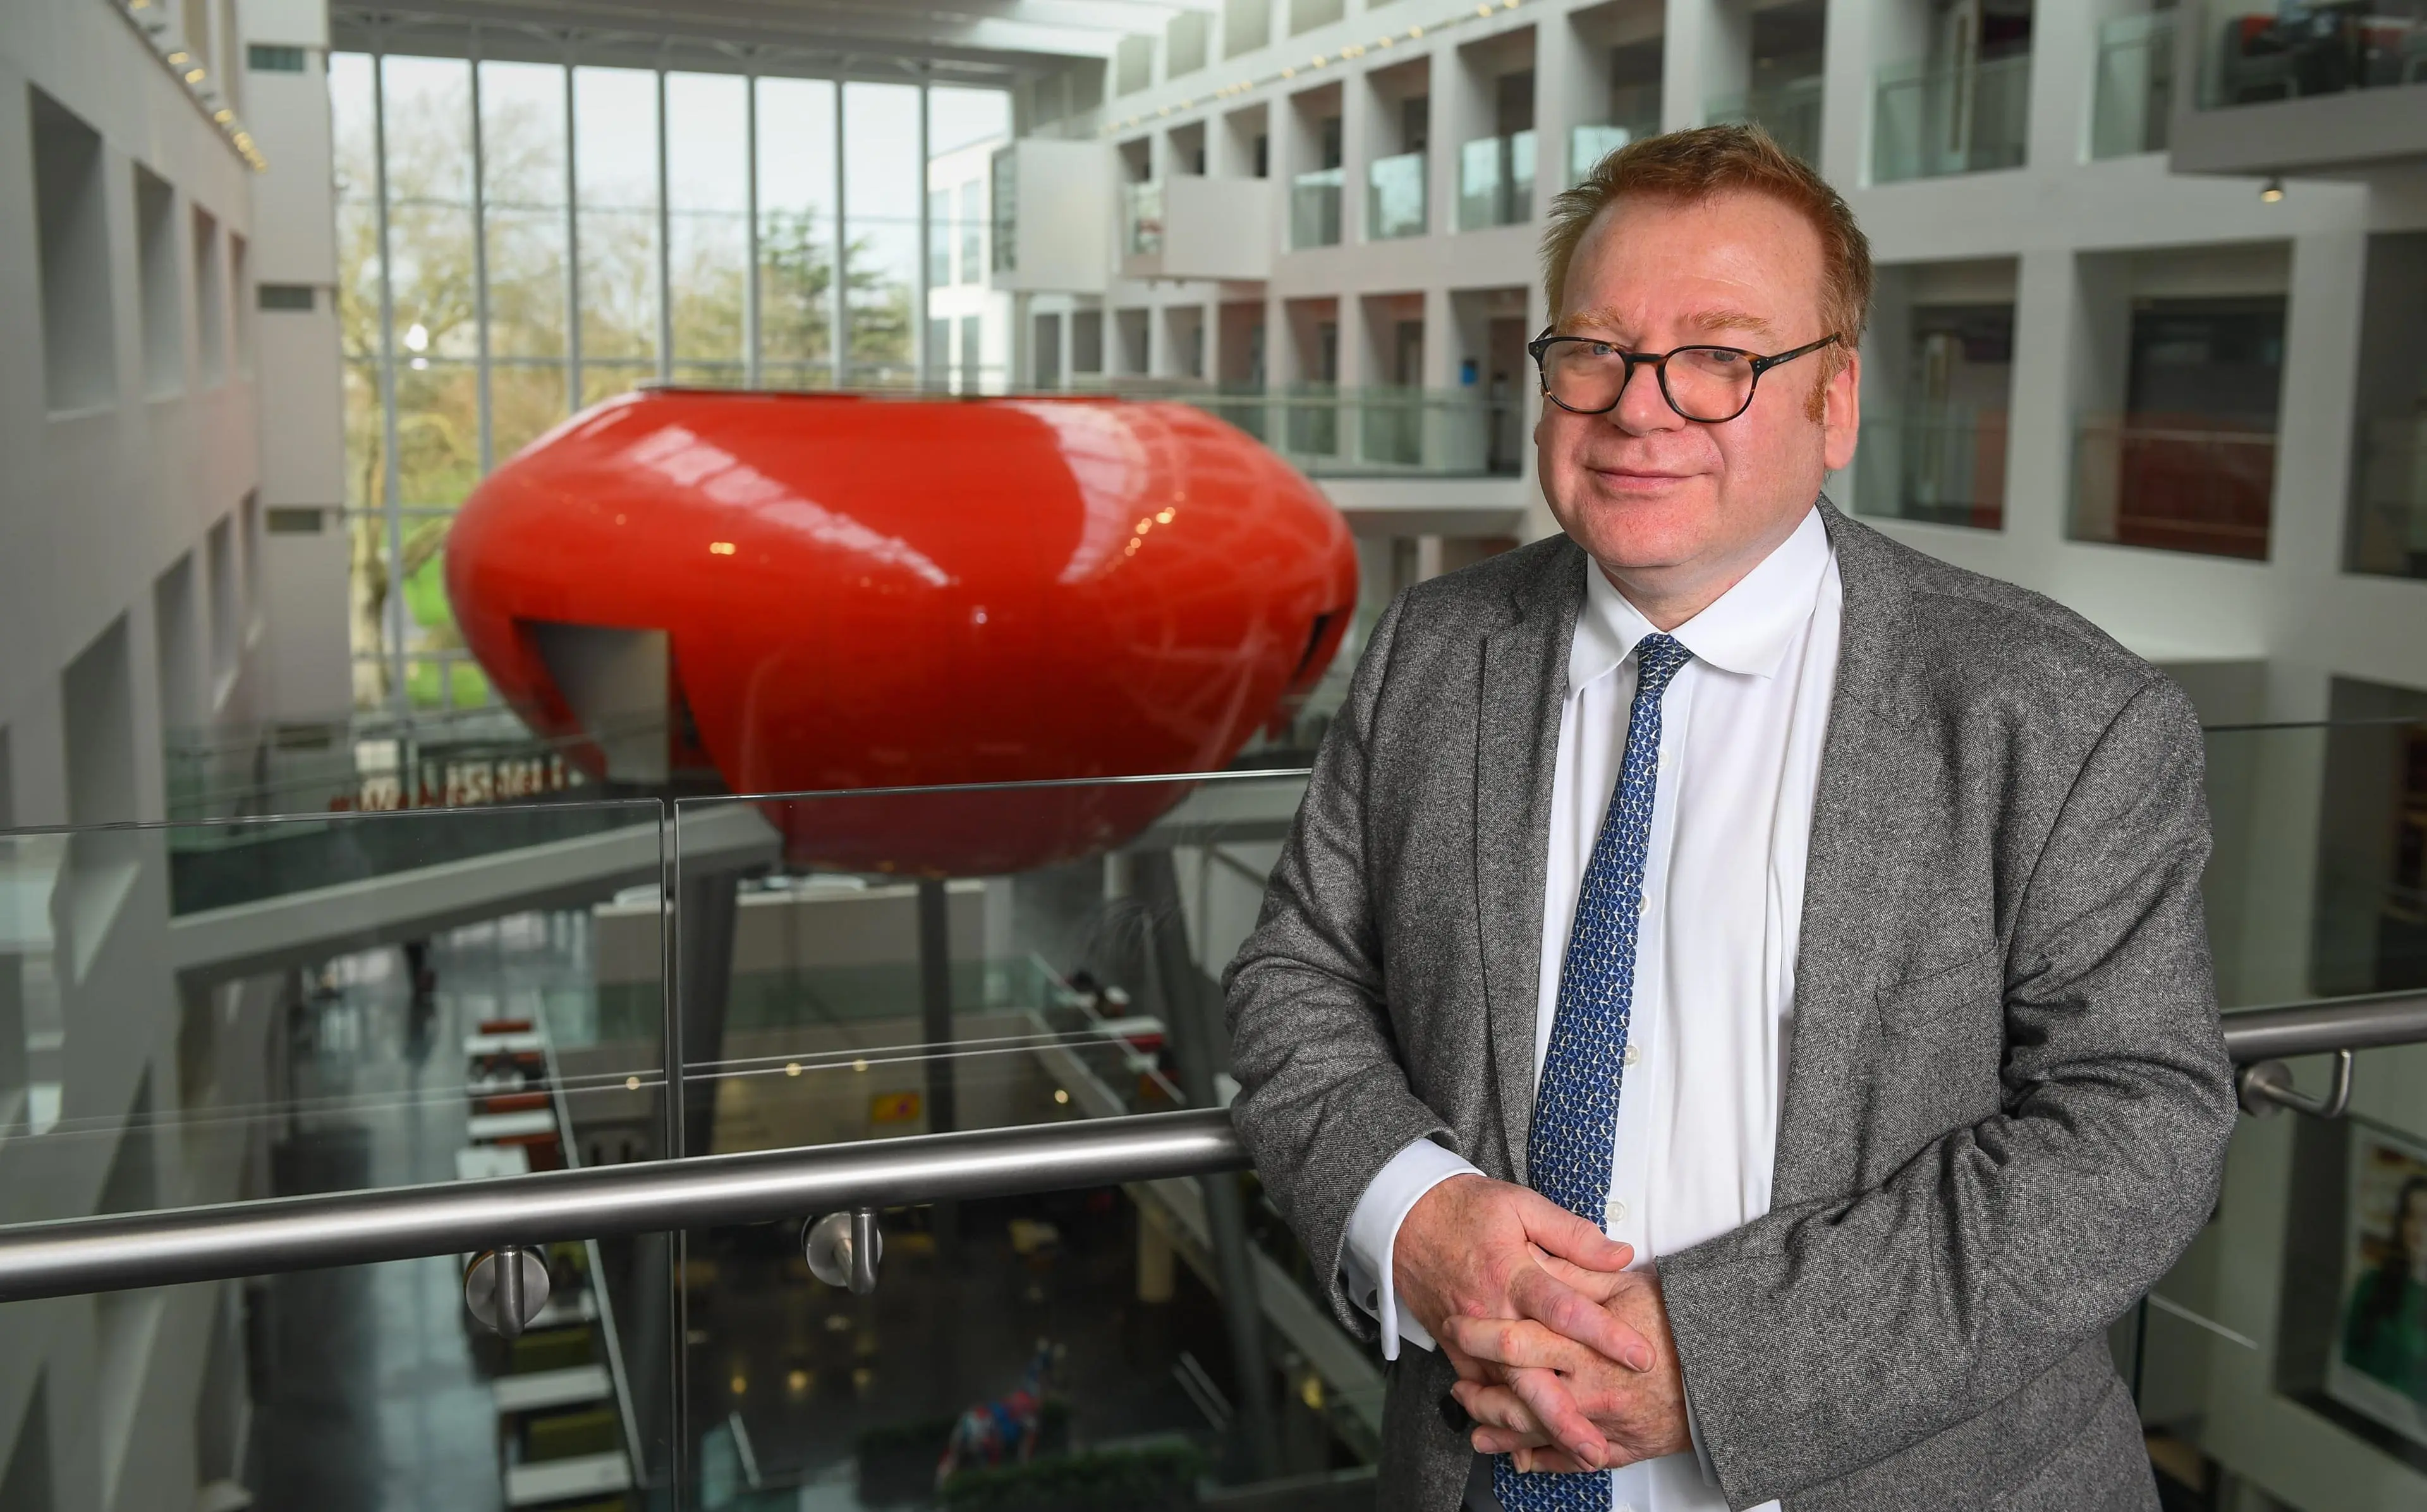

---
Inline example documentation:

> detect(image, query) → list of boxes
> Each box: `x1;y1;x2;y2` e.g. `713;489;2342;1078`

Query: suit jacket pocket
1874;944;2005;1036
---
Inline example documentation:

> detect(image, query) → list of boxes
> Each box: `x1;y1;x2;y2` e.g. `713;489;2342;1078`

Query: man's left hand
1442;1264;1692;1473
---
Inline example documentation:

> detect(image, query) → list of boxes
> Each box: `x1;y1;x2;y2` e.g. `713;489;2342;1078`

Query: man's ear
1822;345;1862;473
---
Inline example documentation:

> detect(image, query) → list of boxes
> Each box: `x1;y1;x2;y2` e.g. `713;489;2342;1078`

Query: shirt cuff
1340;1136;1484;1360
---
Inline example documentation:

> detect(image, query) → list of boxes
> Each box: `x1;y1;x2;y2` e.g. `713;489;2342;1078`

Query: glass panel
2123;1043;2427;1500
1289;166;1343;249
756;76;837;380
844;82;919;389
667;71;748;378
482;61;570;361
490;360;569;463
1706;73;1825;166
668;773;1386;1503
1872;53;2033;183
1458;131;1536;230
0;801;674;1504
1126;180;1165;255
574;66;660;365
2091;12;2177;159
2198;0;2427;110
2344;231;2427;581
1365;149;1427;241
2071;414;2276;557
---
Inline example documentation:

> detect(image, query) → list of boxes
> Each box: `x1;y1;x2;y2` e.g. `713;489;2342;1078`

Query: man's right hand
1393;1174;1651;1469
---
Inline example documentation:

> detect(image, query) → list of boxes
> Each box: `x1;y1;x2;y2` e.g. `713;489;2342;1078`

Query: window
1225;0;1272;59
248;44;305;72
755;75;838;386
193;206;225;385
927;190;951;288
1116;35;1155;96
666;71;750;384
30;88;114;413
958;181;983;284
259;284;313;311
135;166;183;397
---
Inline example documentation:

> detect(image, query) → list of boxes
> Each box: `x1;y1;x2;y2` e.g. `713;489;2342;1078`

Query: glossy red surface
446;389;1357;874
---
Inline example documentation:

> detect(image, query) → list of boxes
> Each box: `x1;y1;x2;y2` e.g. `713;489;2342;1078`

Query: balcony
1873;53;2032;183
1365;150;1428;241
1707;74;1825;166
2093;12;2178;157
1181;384;1523;478
1119;178;1274;282
2170;0;2427;176
2071;411;2277;559
1568;116;1660;185
1457;131;1536;231
1851;408;2009;529
1289;166;1344;250
982;138;1113;294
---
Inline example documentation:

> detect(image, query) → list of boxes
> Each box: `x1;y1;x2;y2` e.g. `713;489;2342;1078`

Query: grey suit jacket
1223;502;2238;1511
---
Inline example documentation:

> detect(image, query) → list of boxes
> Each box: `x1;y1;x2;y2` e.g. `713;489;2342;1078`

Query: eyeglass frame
1524;329;1845;424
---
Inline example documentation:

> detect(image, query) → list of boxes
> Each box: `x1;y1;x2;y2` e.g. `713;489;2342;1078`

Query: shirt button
1624;1044;1642;1068
1607;1199;1629;1224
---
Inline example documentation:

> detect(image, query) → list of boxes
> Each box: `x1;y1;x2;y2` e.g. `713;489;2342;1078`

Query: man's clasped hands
1394;1173;1694;1474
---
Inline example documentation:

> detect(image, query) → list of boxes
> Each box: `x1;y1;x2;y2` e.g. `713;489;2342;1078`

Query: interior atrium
1;0;2425;1509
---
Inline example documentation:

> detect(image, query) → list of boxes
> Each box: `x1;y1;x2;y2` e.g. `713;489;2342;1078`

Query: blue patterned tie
1494;633;1691;1512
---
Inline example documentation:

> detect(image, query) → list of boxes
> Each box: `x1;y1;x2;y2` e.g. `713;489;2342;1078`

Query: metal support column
744;69;761;389
563;59;581;412
914;73;932;390
470;33;493;473
654;65;672;383
917;876;959;1254
372;50;406;713
830;76;849;388
1131;852;1282;1479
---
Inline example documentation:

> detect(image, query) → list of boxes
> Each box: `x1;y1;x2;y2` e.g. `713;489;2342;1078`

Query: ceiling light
2259;177;2285;203
185;68;205;83
168;50;188;63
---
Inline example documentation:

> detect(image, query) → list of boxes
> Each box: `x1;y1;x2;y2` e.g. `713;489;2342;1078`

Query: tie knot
1633;633;1691;694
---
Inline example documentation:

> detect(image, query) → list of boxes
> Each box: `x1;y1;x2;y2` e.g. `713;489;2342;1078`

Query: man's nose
1609;358;1682;435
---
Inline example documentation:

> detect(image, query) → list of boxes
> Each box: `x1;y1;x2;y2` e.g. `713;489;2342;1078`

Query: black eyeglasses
1526;329;1844;424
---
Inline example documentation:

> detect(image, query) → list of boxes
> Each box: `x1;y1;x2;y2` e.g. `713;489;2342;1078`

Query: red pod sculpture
445;389;1358;876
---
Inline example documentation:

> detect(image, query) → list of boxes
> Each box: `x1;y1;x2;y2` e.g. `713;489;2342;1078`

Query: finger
1530;1251;1638;1302
1439;1315;1597;1377
1511;1267;1656;1372
1509;1446;1591;1475
1503;1366;1607;1469
1517;1195;1634;1272
1469;1423;1549;1453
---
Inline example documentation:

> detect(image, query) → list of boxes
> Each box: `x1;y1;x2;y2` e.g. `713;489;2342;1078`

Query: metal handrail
0;993;2418;1305
2219;991;2427;1061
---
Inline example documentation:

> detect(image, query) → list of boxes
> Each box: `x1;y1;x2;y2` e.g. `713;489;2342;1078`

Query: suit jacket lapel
1773;500;1913;1204
1474;539;1586;1184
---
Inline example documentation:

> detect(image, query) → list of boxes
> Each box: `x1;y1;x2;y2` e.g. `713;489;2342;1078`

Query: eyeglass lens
1542;344;1757;422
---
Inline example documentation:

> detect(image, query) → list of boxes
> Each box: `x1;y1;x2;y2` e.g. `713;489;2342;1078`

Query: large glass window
480;61;569;459
842;83;918;388
573;67;659;398
334;51;1004;707
756;76;837;389
666;71;748;385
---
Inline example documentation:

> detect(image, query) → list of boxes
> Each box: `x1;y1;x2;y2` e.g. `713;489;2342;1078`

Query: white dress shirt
1339;506;1842;1512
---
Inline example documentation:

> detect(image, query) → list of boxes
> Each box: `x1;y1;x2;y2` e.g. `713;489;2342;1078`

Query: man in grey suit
1224;126;2237;1511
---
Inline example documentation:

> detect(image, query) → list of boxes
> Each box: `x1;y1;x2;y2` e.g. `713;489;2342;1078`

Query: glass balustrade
0;801;678;1506
2093;11;2179;158
2349;410;2427;579
1365;150;1428;241
2071;411;2278;559
2120;1041;2427;1508
1457;130;1535;231
2198;0;2427;109
1707;74;1826;166
1288;166;1343;250
1122;180;1164;257
1850;407;2010;529
1873;52;2033;183
1569;118;1657;184
11;725;2427;1510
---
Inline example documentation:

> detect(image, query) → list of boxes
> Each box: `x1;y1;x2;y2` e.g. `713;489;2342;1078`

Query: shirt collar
1569;505;1834;691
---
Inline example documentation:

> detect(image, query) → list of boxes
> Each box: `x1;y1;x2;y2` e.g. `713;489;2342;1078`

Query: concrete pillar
1664;0;1751;132
2004;246;2090;552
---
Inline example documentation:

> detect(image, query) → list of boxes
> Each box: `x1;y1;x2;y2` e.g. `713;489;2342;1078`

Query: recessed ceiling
331;0;1215;87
